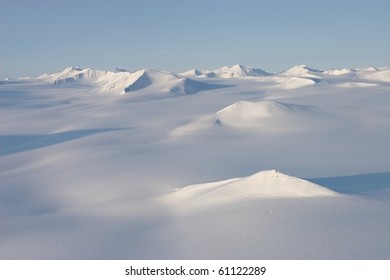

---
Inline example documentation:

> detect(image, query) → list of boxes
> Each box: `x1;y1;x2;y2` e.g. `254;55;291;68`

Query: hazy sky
1;0;389;78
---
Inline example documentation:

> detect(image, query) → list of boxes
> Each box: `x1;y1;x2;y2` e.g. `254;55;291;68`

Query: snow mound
281;77;319;89
179;69;204;77
358;68;390;82
161;170;337;207
276;66;322;88
283;65;323;76
215;100;310;128
171;100;314;135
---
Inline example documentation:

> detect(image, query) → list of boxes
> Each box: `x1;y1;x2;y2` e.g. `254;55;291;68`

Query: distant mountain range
20;64;388;97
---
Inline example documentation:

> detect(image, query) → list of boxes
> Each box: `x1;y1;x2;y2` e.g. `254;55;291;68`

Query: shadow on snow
0;128;130;156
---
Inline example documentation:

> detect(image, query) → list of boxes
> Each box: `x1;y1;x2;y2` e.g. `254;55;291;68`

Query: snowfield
1;65;390;259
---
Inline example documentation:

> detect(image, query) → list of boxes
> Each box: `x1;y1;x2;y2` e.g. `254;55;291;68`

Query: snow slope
1;64;390;259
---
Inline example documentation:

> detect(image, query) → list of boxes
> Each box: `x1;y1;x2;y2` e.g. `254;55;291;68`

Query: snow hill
357;67;390;82
39;67;215;96
282;65;323;76
215;100;312;127
161;170;337;208
179;68;205;77
171;100;315;135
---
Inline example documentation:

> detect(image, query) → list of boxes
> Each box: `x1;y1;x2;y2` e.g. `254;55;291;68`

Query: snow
37;67;219;98
179;69;204;77
215;100;313;128
1;64;390;259
358;67;390;82
171;100;319;135
283;64;323;76
160;170;337;210
324;68;355;75
211;64;271;78
180;64;270;78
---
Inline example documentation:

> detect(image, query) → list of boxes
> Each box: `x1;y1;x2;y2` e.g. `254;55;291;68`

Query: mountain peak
231;64;245;69
63;66;82;73
213;64;270;78
284;65;323;75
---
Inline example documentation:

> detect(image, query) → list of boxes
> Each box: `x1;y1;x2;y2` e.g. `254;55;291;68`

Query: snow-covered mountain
282;65;323;76
356;67;390;82
39;67;107;83
280;64;324;78
179;68;205;77
39;67;216;96
211;64;271;78
323;68;356;75
180;64;270;78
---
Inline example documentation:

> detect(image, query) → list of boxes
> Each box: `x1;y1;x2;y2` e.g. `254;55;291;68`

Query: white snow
1;64;390;259
180;64;270;78
171;100;318;135
179;68;204;77
37;67;217;98
211;64;271;78
161;170;337;209
358;67;390;82
323;68;355;75
283;64;323;76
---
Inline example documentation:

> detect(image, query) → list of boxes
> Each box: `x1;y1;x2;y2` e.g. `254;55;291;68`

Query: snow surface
1;65;390;259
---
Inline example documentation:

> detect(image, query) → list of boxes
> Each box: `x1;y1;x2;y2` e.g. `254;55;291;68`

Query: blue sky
1;0;389;78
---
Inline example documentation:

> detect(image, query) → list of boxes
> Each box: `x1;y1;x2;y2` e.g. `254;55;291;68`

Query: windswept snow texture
1;65;390;259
